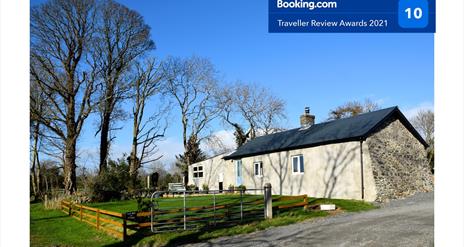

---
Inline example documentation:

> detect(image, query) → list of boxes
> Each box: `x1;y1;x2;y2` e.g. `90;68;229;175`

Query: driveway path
183;192;433;247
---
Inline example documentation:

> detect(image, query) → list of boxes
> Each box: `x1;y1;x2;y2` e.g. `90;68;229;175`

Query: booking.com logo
276;0;338;10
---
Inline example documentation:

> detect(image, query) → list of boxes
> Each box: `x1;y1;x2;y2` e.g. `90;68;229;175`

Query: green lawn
87;194;267;212
86;194;311;213
31;195;376;246
30;203;119;247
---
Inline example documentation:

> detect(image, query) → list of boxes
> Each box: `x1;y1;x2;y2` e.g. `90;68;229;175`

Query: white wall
188;153;235;191
189;142;378;201
238;141;377;201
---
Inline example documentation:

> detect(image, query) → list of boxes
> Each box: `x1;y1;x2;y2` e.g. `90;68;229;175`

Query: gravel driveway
183;192;434;247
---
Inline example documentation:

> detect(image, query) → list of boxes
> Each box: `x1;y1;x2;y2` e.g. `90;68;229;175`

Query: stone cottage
189;106;433;202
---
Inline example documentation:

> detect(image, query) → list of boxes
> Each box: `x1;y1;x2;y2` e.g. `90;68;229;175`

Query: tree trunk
44;174;49;193
99;111;111;174
64;138;77;194
31;169;37;196
64;94;77;195
129;134;139;191
31;121;43;197
181;115;189;187
128;99;140;192
99;82;116;174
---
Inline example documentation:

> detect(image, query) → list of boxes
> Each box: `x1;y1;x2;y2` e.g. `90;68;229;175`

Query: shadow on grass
103;230;151;247
103;208;306;247
33;215;69;221
163;221;257;247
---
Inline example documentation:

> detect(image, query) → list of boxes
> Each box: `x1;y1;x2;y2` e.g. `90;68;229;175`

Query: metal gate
149;188;266;233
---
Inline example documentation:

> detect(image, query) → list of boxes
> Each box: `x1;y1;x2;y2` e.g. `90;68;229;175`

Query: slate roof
224;106;427;160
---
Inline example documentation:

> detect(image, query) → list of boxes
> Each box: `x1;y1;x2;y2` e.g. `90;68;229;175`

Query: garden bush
202;184;209;193
88;158;131;202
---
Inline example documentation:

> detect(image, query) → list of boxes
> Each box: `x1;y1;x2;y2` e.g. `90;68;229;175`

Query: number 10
405;7;423;19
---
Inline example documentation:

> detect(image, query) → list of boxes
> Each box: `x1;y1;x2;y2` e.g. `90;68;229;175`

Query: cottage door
218;172;224;193
218;182;223;193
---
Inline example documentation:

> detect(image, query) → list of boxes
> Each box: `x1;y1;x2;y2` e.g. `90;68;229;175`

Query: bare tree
216;82;286;147
162;56;219;185
30;0;98;194
411;109;434;144
30;120;42;197
328;98;380;120
411;109;434;173
93;0;155;174
30;80;46;197
203;134;235;156
363;98;381;113
128;59;167;190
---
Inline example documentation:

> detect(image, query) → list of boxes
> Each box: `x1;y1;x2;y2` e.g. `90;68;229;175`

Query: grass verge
31;196;376;246
30;203;119;247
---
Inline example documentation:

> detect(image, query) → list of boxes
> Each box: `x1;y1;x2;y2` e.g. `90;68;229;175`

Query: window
236;160;242;177
236;160;243;185
254;162;263;176
193;165;203;178
292;155;305;174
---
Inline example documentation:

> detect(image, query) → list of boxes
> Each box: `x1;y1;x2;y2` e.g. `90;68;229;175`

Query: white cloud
403;102;434;119
108;138;184;166
201;129;236;156
156;137;184;165
211;129;236;148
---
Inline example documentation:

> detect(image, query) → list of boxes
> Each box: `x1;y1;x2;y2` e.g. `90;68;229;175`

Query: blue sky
31;0;434;170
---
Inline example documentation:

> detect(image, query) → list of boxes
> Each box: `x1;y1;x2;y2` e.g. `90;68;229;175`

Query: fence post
122;213;127;241
264;183;272;219
68;202;71;216
213;192;216;226
183;190;186;230
96;209;100;230
240;189;243;222
80;205;83;220
303;195;309;211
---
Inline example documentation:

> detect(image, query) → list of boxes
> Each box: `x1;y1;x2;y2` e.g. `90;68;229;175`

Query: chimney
300;107;315;128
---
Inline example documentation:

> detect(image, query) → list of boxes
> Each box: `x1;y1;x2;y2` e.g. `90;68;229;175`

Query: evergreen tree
175;134;207;186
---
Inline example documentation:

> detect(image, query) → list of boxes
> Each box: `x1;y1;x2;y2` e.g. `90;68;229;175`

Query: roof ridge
318;106;398;124
242;106;399;140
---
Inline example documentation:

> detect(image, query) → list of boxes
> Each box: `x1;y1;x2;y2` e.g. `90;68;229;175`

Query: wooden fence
60;194;310;241
61;200;127;240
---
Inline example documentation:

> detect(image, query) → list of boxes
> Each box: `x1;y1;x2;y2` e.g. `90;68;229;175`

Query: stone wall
366;119;434;202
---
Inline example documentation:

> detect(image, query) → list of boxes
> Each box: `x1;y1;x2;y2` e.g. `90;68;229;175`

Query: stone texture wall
366;119;434;202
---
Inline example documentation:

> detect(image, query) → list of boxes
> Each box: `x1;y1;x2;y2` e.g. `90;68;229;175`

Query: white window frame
292;155;305;174
254;161;263;177
193;165;203;178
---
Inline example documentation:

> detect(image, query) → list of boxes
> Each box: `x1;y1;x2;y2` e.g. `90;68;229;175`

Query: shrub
88;158;130;202
187;184;197;191
44;193;68;210
236;185;246;192
202;184;209;193
136;197;152;211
